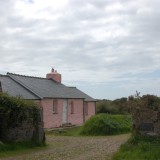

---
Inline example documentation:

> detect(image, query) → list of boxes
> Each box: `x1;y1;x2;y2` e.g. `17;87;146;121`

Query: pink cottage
0;69;96;128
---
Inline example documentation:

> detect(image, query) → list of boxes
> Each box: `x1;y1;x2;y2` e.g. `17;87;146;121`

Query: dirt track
1;134;130;160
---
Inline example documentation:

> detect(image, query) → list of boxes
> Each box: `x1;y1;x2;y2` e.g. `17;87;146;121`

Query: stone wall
0;109;45;143
132;108;160;136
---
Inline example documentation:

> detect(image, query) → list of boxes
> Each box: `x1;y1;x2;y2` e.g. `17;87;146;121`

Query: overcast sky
0;0;160;100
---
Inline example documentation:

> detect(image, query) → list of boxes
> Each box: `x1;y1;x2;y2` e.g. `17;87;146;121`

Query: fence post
0;81;2;92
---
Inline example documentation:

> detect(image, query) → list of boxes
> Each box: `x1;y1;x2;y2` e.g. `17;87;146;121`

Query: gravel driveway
1;134;130;160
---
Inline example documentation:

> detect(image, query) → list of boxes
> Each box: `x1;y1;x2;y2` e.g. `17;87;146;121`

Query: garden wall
0;111;44;143
131;95;160;136
132;108;160;136
0;93;45;143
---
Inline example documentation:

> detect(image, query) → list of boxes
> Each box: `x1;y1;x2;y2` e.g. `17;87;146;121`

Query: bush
80;114;131;135
0;93;45;144
96;98;129;114
0;93;40;130
96;101;120;114
128;94;160;110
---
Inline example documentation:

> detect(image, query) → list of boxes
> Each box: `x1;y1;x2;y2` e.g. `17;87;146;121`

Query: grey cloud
0;0;160;99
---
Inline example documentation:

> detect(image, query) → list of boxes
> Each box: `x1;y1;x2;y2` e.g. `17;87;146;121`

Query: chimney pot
46;68;61;83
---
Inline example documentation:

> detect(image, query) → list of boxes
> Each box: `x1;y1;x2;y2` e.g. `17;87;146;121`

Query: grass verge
112;134;160;160
45;126;82;136
0;140;46;157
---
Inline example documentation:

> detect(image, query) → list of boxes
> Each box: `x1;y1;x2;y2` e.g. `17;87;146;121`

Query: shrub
80;114;131;135
0;92;45;144
0;93;40;129
96;98;130;114
128;94;160;110
96;101;121;114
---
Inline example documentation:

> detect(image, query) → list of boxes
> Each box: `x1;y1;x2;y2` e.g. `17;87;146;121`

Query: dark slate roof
68;87;96;102
0;75;39;99
0;73;95;101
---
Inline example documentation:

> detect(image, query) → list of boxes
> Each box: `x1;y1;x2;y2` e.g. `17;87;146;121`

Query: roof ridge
7;72;46;79
0;74;7;77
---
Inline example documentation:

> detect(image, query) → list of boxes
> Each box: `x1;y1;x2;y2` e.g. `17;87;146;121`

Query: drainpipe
83;100;85;123
94;101;96;114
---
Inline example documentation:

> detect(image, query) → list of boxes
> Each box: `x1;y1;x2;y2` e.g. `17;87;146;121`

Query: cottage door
62;99;67;124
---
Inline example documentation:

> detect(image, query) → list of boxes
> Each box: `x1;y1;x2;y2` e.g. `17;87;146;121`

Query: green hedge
80;114;131;135
0;93;41;141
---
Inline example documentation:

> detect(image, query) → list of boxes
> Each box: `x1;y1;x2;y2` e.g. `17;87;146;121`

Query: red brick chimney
46;68;61;83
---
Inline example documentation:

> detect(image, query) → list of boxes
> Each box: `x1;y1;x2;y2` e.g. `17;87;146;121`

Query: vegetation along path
1;134;130;160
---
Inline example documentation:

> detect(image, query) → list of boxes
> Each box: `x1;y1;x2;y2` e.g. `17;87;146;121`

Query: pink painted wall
40;99;53;128
40;98;85;128
85;102;96;121
67;99;84;126
38;98;95;129
40;99;62;128
52;99;63;128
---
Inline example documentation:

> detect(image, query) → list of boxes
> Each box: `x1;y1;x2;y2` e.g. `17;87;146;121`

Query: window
53;99;57;114
71;101;74;114
84;102;88;115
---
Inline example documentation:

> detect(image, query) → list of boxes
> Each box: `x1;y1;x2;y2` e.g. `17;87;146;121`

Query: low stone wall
132;108;160;136
0;109;45;143
0;93;45;143
1;119;45;143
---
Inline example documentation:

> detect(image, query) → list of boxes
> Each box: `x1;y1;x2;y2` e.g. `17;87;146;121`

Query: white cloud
0;0;160;99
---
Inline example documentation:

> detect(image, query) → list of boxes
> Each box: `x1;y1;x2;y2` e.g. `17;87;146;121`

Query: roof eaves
7;73;42;99
84;99;97;102
43;97;85;99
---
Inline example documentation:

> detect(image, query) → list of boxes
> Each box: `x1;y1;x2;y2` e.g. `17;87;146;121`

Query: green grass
113;134;160;160
0;140;46;157
80;114;131;136
45;126;82;136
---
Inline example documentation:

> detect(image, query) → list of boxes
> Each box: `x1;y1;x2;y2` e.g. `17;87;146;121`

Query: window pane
53;99;57;113
71;101;74;114
85;102;88;115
